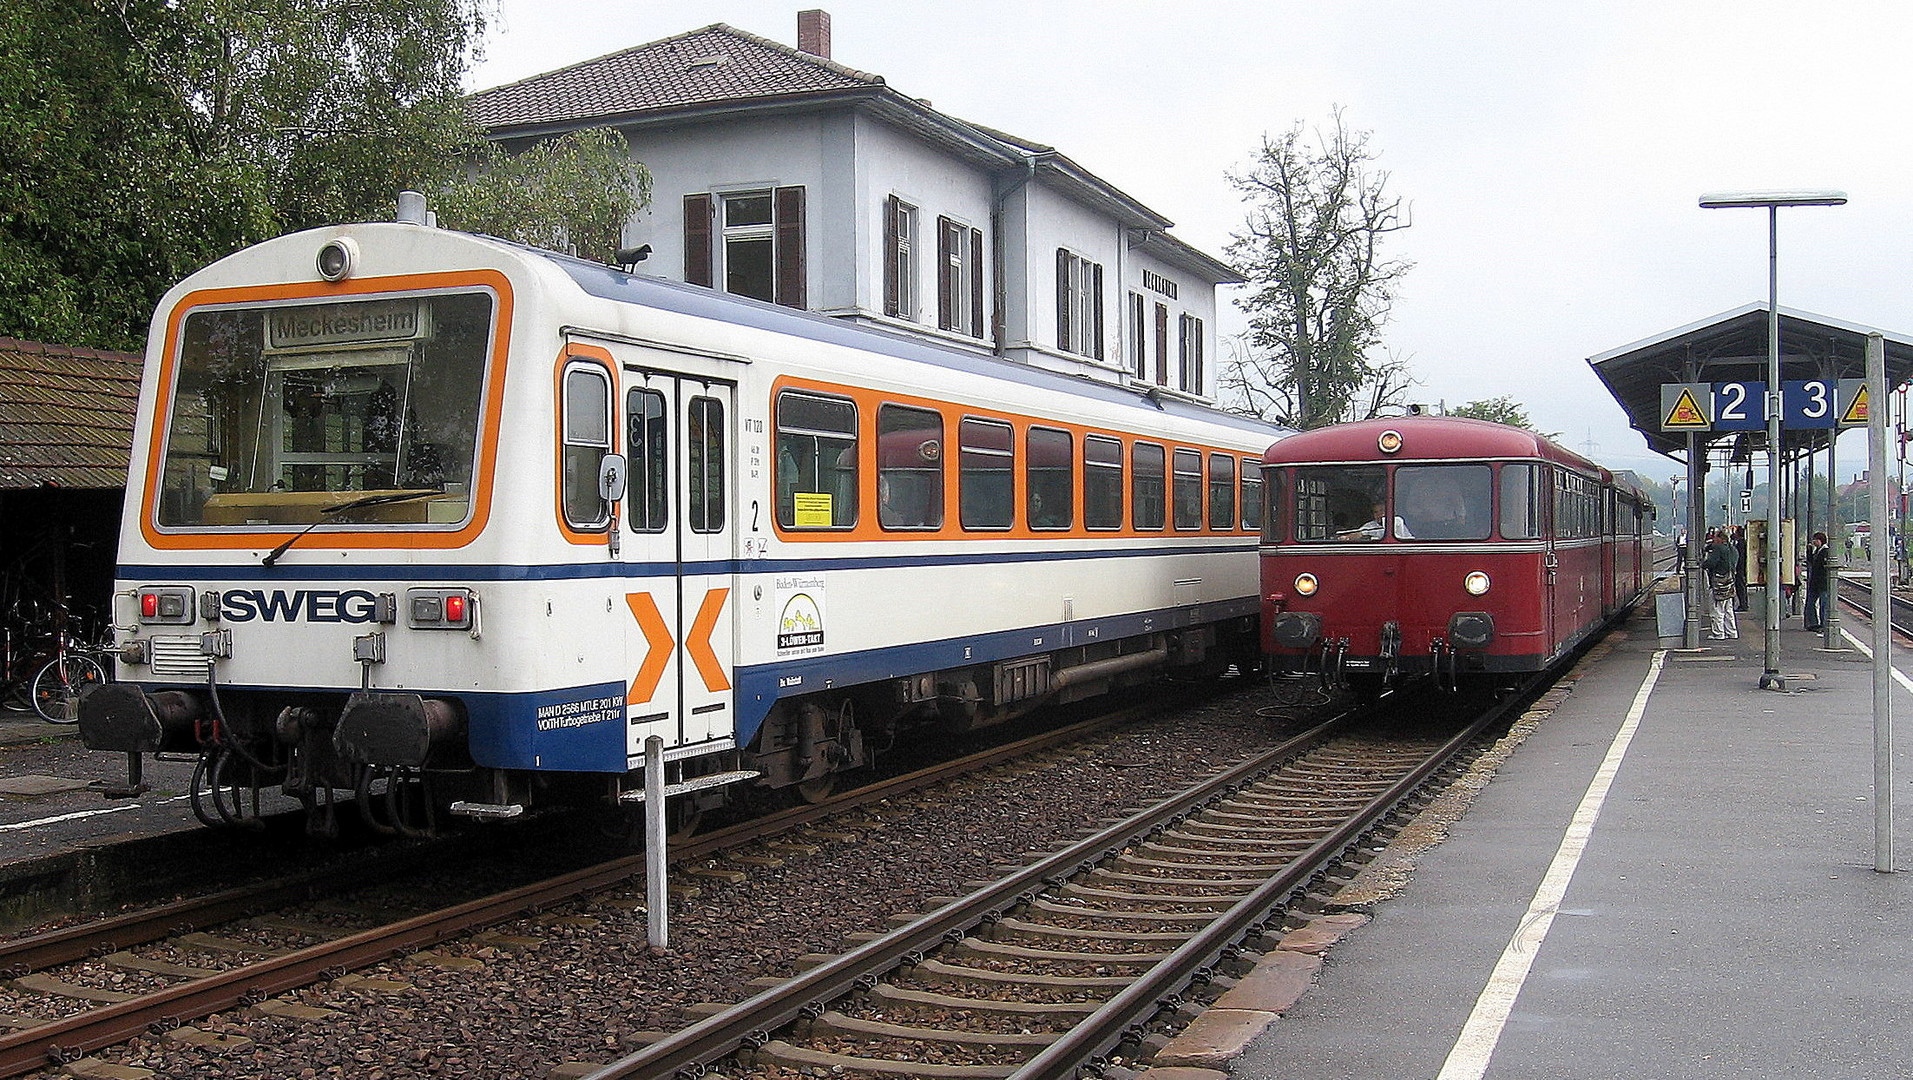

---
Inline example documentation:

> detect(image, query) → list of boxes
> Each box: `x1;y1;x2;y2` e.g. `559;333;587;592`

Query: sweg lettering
221;589;381;624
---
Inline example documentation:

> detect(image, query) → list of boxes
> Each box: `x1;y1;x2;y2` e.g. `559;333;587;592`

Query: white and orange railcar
80;216;1288;831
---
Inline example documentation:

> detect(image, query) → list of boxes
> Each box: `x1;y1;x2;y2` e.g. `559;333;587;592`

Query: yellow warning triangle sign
1664;387;1709;428
1842;384;1870;425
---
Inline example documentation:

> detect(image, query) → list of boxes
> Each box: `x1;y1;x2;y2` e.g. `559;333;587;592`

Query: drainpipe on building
991;156;1038;357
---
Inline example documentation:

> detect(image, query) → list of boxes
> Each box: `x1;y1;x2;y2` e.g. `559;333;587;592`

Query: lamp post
1700;190;1846;689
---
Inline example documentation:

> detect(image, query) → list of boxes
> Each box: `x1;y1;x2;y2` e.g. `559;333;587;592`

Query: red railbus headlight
1464;571;1492;596
1294;573;1319;596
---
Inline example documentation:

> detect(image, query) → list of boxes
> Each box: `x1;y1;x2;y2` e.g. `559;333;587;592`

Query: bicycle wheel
31;655;105;723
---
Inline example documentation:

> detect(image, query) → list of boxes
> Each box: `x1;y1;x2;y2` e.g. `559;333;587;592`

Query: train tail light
408;588;475;630
138;586;195;625
1463;571;1491;596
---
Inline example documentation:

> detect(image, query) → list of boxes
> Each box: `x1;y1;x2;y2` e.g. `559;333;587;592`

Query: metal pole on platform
1827;428;1842;649
645;734;671;946
1867;332;1895;873
1686;431;1704;649
1700;190;1846;687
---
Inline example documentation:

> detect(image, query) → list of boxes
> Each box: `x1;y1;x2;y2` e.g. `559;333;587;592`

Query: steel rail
0;689;1198;1076
577;703;1375;1080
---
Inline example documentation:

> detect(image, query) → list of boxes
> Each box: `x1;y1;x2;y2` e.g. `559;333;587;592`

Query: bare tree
1221;110;1412;429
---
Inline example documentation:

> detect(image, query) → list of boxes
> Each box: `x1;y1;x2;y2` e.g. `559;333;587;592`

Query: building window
684;187;806;308
1084;434;1123;530
1179;314;1205;393
939;217;984;338
1056;249;1104;359
1127;292;1146;379
883;196;918;321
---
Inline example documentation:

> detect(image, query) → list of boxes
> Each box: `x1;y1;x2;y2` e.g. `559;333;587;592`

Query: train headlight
1378;429;1404;454
316;237;359;282
1464;571;1492;596
1294;573;1319;597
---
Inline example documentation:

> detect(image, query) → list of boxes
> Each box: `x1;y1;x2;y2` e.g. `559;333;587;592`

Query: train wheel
795;776;836;804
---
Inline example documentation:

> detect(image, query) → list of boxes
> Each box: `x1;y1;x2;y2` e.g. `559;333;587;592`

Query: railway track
1835;575;1913;637
0;689;1267;1078
583;683;1536;1080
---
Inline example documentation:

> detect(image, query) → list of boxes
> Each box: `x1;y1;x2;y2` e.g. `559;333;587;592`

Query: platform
1229;602;1913;1080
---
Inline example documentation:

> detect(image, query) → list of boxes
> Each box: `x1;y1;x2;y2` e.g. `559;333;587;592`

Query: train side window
776;391;858;529
1241;462;1264;534
1499;463;1539;540
1084;435;1124;530
1209;454;1236;530
878;404;943;530
1026;426;1073;530
1256;466;1282;541
1395;464;1492;541
625;387;668;532
959;418;1015;529
1172;449;1203;530
1294;465;1386;541
1132;442;1166;530
688;394;724;533
562;363;613;528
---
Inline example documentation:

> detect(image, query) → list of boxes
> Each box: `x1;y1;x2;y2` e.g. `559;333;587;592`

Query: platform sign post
1866;333;1894;873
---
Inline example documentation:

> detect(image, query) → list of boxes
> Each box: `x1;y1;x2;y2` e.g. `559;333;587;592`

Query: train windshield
1294;465;1389;541
1393;464;1493;541
155;292;495;528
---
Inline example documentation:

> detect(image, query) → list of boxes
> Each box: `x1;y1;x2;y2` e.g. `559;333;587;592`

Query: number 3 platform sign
1660;379;1865;432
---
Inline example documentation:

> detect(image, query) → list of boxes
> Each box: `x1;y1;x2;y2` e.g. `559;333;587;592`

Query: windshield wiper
261;489;446;567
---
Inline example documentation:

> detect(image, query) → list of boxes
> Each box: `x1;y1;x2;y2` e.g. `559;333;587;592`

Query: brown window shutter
1090;262;1104;360
937;217;956;331
882;196;900;317
774;185;806;308
683;194;713;287
1056;248;1071;351
968;227;984;337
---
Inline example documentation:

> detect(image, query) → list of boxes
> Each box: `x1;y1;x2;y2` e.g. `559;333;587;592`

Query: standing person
1730;525;1748;611
1705;528;1740;640
1802;531;1831;632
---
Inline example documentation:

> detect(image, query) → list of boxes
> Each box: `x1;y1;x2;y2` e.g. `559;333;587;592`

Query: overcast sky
466;1;1913;483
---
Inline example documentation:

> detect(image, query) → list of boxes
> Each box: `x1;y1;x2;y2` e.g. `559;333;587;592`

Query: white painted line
1435;649;1668;1080
0;803;138;832
1838;628;1913;696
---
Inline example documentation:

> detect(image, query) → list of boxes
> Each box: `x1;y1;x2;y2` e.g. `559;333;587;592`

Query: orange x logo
624;588;731;704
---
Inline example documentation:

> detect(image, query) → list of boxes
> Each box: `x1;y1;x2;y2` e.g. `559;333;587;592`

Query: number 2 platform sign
1659;379;1865;432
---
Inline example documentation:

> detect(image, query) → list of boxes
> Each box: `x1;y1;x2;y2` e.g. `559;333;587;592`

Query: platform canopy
1587;303;1913;462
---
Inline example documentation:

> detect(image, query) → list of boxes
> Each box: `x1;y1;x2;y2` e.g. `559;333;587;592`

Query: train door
1543;465;1560;652
616;355;738;764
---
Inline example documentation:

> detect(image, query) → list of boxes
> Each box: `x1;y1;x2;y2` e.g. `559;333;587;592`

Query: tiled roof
0;337;142;489
468;23;883;131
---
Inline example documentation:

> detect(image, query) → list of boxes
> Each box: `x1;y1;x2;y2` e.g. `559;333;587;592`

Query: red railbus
1259;416;1653;685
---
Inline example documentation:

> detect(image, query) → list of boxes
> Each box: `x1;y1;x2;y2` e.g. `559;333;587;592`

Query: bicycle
2;599;111;724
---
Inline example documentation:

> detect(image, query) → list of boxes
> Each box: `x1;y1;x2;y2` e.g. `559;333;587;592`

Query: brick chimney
797;9;831;59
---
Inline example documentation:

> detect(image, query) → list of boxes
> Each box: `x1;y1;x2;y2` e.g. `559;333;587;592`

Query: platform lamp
1700;190;1847;690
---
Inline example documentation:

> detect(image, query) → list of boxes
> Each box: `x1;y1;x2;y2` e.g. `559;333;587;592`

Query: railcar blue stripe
117;541;1261;583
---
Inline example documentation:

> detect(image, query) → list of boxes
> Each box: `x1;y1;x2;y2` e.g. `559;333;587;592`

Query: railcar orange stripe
685;587;732;693
625;592;675;705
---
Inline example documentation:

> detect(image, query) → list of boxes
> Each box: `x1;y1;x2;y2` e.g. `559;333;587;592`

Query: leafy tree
433;129;653;264
1;0;650;350
1450;396;1534;428
1221;109;1412;429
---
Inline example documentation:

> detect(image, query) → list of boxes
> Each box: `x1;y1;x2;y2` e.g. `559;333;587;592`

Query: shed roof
0;337;142;489
1586;304;1913;461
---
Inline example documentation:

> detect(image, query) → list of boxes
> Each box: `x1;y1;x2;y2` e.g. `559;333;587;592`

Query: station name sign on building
1659;379;1868;432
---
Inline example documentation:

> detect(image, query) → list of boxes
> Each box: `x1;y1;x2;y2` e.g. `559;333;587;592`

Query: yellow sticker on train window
793;492;834;527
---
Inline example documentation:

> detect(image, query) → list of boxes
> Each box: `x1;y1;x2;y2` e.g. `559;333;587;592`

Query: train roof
1260;416;1609;477
508;239;1292;445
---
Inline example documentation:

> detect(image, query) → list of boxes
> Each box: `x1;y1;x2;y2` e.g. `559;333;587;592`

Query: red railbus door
1544;467;1560;653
